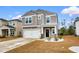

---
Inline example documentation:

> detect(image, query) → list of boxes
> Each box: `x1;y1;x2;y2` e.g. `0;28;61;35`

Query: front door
46;29;49;37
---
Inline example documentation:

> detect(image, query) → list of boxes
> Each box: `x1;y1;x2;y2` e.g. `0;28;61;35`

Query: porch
0;25;15;37
40;26;58;38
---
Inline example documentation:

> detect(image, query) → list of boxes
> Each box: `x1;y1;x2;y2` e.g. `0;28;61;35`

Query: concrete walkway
0;38;35;53
69;46;79;53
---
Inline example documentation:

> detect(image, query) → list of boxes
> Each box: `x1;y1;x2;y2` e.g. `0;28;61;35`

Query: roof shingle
22;9;56;16
9;19;22;22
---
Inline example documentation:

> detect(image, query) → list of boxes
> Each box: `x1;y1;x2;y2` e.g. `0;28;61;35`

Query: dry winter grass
6;36;79;53
0;37;21;42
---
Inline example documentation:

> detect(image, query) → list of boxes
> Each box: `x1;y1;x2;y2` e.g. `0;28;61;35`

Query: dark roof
22;9;56;17
74;17;79;23
75;19;79;22
9;19;22;22
6;25;15;28
0;18;8;21
0;25;15;29
74;17;79;26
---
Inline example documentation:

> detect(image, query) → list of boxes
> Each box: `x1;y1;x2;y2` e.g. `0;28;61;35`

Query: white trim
51;27;55;35
46;16;51;24
37;15;41;20
23;28;41;38
25;16;32;24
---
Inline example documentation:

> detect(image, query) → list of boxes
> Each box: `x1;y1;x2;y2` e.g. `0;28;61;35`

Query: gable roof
74;17;79;23
22;9;56;17
9;19;22;22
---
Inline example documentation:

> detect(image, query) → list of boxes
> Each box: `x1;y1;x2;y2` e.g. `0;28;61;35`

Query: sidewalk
0;38;35;53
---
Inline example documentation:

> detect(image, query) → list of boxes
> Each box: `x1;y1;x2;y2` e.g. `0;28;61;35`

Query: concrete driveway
0;38;35;53
69;46;79;53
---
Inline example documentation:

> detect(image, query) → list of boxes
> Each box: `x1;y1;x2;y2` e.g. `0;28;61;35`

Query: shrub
59;27;68;35
58;35;63;39
67;25;75;35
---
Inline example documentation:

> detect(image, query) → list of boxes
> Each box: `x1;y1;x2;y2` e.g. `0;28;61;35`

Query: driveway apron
0;38;34;53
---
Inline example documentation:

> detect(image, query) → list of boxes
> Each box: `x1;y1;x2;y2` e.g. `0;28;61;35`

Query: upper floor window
26;17;32;24
26;18;28;23
46;17;50;23
22;18;25;20
29;17;32;23
38;15;41;20
13;23;15;25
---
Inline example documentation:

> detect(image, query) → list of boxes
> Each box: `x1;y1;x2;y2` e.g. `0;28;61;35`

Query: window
13;23;15;25
52;29;55;33
38;16;41;20
26;17;32;24
29;17;32;23
52;28;55;33
10;30;14;36
26;18;28;23
46;17;50;23
12;31;14;35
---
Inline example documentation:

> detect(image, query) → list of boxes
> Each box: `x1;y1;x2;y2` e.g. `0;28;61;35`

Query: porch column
8;29;11;36
0;29;2;36
40;27;44;38
41;27;43;34
55;26;58;35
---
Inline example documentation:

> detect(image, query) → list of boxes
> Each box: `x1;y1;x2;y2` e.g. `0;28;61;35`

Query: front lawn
6;36;79;53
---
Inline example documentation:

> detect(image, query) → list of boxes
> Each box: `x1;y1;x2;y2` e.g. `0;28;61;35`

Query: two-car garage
23;28;41;38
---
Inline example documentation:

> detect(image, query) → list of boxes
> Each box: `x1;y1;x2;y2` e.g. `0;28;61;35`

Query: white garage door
23;28;41;38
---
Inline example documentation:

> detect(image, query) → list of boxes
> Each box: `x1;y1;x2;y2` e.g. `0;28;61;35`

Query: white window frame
46;16;51;24
26;18;28;23
25;16;32;24
52;27;55;34
38;15;41;20
29;17;32;23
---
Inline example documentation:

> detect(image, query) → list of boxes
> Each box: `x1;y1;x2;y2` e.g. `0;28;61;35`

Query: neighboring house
8;19;22;36
21;9;58;38
74;19;79;36
0;18;22;37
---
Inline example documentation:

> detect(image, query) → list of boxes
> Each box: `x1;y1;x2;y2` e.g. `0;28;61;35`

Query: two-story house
0;18;22;37
74;18;79;36
0;18;14;37
8;19;22;36
21;9;58;38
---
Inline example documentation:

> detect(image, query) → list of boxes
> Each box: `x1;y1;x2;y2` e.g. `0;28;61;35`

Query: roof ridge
22;9;56;16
